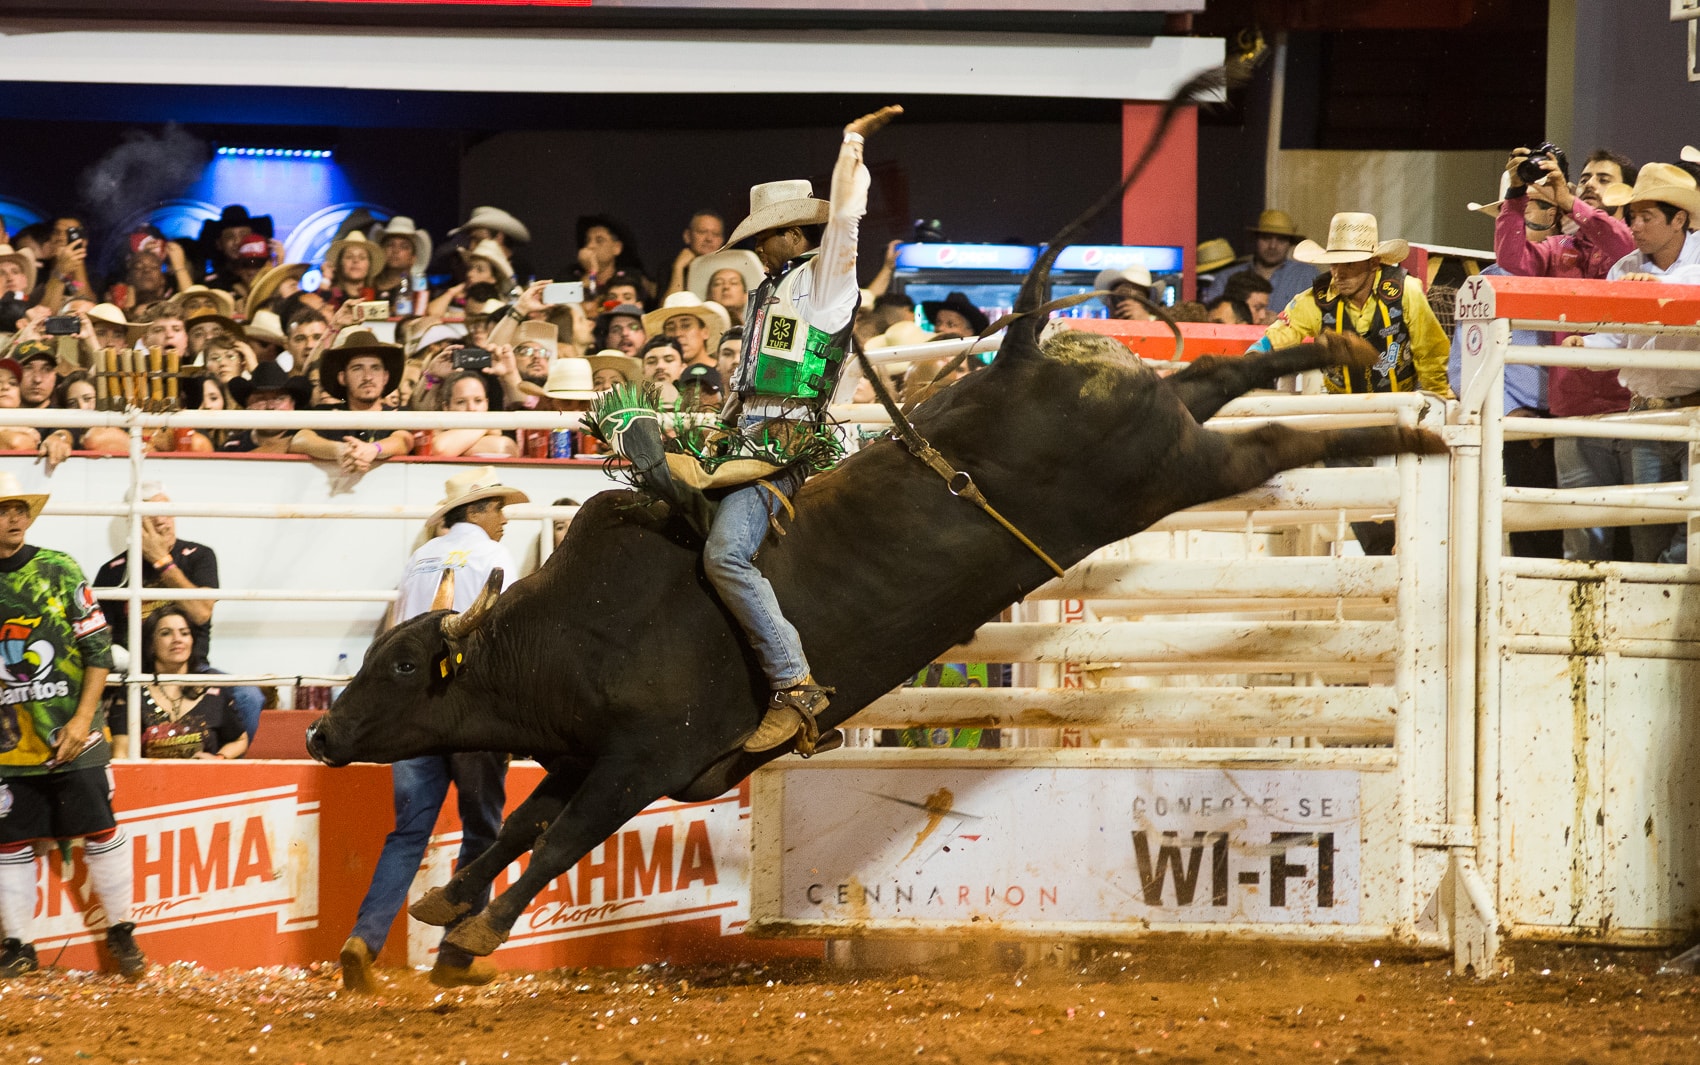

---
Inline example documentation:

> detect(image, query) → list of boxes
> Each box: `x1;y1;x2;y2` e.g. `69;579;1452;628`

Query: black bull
306;286;1443;957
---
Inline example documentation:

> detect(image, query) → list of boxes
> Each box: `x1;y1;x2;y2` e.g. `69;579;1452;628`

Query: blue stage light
214;145;335;160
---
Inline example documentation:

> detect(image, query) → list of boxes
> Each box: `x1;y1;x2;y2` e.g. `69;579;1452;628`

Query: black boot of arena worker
106;922;146;981
0;937;40;977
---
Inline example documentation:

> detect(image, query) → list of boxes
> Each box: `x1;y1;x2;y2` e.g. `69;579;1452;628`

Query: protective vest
735;254;853;412
1316;266;1415;393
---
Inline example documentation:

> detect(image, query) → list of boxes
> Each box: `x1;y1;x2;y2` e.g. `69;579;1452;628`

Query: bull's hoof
1659;942;1700;975
410;887;472;927
443;914;508;958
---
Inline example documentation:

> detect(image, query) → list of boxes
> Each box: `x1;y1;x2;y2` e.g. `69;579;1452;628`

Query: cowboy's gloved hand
845;105;903;139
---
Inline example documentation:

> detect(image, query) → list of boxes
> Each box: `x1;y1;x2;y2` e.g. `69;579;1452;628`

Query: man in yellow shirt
1251;212;1454;399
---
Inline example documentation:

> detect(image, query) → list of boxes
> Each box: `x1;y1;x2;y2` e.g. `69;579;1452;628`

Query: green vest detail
738;255;853;407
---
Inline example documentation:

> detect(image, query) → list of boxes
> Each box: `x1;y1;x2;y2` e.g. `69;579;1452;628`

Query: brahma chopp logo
33;785;321;947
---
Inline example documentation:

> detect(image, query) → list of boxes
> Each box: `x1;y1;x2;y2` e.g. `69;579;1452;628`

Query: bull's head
305;567;503;767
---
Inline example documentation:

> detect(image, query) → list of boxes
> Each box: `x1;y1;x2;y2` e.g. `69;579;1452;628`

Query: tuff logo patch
762;314;802;361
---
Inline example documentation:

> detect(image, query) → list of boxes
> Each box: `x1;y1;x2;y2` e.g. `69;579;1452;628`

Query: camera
0;295;28;331
453;347;492;372
353;300;390;321
43;315;80;336
1516;142;1565;186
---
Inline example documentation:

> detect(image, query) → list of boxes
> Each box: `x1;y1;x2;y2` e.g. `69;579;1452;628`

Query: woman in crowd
0;357;42;451
201;334;250;386
110;606;248;760
37;371;128;461
322;234;382;309
426;241;515;317
151;373;234;452
586;349;641;392
428;370;518;458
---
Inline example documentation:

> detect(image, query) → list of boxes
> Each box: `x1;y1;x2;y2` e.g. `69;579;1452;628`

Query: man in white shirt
341;468;527;992
1573;163;1700;562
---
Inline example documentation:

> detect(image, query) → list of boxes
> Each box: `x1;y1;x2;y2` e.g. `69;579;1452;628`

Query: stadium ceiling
0;21;1223;101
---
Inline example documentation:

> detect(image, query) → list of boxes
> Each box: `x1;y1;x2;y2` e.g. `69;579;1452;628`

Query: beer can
574;430;602;456
412;429;433;457
549;429;575;459
172;427;198;451
523;429;548;459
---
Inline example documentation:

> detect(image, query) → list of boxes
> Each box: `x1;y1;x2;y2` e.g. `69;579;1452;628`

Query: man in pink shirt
1495;144;1638;560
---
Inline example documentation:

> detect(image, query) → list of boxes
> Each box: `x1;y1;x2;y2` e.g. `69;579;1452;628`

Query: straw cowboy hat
1196;238;1239;273
427;466;529;528
643;292;731;338
542;357;598;401
319;328;403;400
866;320;933;350
370;215;432;266
325;232;385;280
0;244;37;295
462;296;508;320
1094;266;1153;294
244;262;310;318
178;284;237;320
586;349;641;384
686;249;765;301
88;302;128;330
183;309;244;344
461;239;515;291
1292;213;1410;266
0;470;48;523
245;309;288;347
1684;145;1700;165
1602;162;1700;229
723;179;831;249
449;206;530;244
1247;209;1303;238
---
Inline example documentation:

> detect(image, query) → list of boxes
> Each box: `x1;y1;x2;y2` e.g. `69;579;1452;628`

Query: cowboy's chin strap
852;344;1066;580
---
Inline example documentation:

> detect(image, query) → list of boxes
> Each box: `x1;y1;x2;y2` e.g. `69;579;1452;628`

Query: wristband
154;559;176;573
373;440;384;457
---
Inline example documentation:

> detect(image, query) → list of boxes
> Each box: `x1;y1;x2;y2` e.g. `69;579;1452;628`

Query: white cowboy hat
88;303;128;329
178;284;238;319
1466;171;1560;217
245;309;288;347
427;466;529;528
1602;162;1700;229
1684;145;1699;165
514;319;558;357
449;206;530;244
461;239;515;291
324;232;385;282
1292;212;1410;266
370;215;433;267
642;292;730;338
586;349;641;384
0;470;48;523
1094;266;1153;293
542;357;598;401
865;320;933;350
0;244;37;296
686;250;765;301
413;321;468;353
723;179;831;249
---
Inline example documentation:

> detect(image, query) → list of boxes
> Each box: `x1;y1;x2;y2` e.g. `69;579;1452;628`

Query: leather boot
743;677;834;753
339;935;378;993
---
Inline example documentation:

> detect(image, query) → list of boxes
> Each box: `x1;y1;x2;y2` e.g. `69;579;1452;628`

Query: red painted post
1120;101;1199;300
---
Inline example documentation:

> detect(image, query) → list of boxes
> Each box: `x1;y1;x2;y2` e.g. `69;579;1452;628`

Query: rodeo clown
591;105;900;757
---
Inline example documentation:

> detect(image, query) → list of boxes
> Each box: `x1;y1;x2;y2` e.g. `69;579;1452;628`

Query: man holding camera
1495;143;1638;561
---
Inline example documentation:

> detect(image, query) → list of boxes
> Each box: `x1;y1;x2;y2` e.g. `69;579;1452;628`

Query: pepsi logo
935;247;958;265
1081;249;1103;267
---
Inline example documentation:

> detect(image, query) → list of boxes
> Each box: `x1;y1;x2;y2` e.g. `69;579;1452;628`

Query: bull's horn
430;568;456;612
441;568;503;641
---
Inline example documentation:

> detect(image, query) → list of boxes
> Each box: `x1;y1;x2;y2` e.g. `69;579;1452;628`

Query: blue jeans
350;752;507;961
205;667;263;742
1629;439;1689;564
703;468;809;688
1554;435;1635;561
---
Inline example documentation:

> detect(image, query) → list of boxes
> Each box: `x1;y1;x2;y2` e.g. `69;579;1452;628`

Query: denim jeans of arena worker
204;667;263;741
350;752;507;965
1554;435;1635;561
703;465;809;689
1629;439;1690;565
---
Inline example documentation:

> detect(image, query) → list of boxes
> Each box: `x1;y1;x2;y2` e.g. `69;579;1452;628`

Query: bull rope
852;345;1066;579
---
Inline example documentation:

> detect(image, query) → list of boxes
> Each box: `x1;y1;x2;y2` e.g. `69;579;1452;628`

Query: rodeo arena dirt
6;4;1700;1063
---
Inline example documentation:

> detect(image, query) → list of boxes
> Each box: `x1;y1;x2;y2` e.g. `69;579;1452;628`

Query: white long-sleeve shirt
1584;231;1700;399
395;521;518;623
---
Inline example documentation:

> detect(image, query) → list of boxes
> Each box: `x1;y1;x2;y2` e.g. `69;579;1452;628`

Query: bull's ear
441;568;503;641
430;568;456;612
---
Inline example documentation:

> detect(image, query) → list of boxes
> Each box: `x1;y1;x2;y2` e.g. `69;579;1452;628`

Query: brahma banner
24;763;816;973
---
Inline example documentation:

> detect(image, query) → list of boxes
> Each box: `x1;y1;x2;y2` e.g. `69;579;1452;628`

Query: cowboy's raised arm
810;106;903;331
